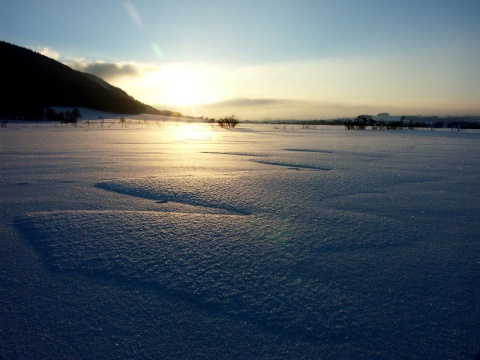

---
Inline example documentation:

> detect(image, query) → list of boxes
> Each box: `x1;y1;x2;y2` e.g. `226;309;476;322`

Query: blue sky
2;0;479;119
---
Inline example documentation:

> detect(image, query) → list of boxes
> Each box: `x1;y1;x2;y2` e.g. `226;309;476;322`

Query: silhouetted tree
356;115;375;129
70;108;82;122
218;115;239;128
345;115;375;130
60;108;82;123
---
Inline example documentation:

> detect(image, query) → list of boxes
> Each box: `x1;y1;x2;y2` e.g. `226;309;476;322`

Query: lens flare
151;43;164;59
124;0;143;28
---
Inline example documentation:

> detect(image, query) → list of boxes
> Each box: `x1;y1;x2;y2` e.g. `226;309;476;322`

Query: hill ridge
0;40;181;119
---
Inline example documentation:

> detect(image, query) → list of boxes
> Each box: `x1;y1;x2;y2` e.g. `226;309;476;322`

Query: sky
1;0;479;120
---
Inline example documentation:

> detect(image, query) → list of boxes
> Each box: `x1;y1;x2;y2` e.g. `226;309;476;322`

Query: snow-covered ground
1;120;479;359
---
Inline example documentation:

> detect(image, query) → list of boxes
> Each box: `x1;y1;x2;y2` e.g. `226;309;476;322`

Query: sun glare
156;65;222;107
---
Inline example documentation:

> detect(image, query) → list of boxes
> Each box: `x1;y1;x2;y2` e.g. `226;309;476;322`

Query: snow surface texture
2;121;479;359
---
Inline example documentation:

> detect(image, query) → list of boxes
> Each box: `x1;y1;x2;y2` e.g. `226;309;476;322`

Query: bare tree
217;115;239;128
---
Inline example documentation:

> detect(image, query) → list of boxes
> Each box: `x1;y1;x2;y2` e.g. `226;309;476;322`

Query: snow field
2;122;479;358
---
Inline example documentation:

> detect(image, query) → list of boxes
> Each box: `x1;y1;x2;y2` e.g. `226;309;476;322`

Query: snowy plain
1;118;479;359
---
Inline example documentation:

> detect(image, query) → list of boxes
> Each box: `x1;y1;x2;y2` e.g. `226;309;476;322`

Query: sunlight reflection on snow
169;123;216;142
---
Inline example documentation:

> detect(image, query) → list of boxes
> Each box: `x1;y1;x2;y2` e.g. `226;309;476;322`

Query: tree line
345;115;480;130
0;106;83;122
45;108;82;123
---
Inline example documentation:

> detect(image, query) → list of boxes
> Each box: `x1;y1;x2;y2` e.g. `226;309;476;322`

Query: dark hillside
0;40;167;119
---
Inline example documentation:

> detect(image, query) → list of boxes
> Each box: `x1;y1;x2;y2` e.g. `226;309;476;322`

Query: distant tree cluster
345;115;480;131
344;115;376;130
45;108;82;123
216;115;240;128
373;117;405;130
345;115;410;130
0;106;82;122
445;121;480;130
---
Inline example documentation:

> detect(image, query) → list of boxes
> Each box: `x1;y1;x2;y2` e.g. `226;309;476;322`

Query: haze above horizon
1;0;479;120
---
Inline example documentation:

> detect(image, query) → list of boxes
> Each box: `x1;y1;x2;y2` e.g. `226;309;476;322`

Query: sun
157;64;222;107
116;63;224;114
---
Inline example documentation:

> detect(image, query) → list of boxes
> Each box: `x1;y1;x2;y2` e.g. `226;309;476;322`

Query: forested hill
0;40;180;119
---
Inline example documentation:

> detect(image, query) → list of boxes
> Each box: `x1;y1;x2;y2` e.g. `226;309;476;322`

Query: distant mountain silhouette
0;40;182;119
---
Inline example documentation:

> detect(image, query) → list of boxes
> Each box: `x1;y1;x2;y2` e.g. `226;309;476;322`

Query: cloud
39;47;60;60
58;54;479;119
195;98;370;120
66;60;142;80
213;98;291;107
209;54;480;112
182;97;477;121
